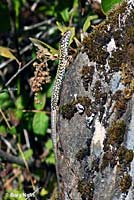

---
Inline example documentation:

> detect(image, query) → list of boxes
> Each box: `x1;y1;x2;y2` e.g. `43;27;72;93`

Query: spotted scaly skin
51;30;71;193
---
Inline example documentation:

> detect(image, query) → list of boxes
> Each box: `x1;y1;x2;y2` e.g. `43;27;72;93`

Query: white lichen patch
102;96;111;121
86;113;95;127
106;37;117;56
107;24;111;31
91;117;106;157
110;71;124;93
74;93;78;100
105;59;110;73
76;103;84;114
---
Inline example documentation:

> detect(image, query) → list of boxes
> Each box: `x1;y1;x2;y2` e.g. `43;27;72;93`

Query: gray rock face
56;1;134;199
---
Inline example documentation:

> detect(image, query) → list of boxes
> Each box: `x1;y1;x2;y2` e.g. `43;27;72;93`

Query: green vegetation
102;0;124;13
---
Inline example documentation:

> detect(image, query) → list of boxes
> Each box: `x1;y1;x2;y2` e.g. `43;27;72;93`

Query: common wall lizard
51;30;71;193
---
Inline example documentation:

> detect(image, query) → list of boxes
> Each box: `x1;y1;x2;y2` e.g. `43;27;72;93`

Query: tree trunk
56;0;134;199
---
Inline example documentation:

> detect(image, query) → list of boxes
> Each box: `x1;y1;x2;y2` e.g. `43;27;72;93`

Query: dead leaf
29;37;59;56
0;46;20;64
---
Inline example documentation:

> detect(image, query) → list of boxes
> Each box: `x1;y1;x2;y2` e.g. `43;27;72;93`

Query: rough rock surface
56;0;134;199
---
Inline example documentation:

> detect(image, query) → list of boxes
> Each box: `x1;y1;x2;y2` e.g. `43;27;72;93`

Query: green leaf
60;8;70;22
45;139;53;151
22;149;33;160
0;125;7;134
56;21;75;45
0;92;13;109
46;153;55;165
8;109;23;127
32;112;49;136
0;92;9;100
34;93;46;110
15;96;25;109
101;0;123;14
9;126;17;135
46;82;54;98
40;188;48;196
15;110;23;119
83;15;98;32
29;37;58;56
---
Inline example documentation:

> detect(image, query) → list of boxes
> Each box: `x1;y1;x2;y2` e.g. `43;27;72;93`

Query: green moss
83;33;109;65
77;96;91;106
112;89;131;119
113;63;134;114
75;148;90;161
117;147;133;193
108;50;124;72
101;145;133;171
121;61;134;100
94;80;101;104
125;150;133;164
100;152;111;170
61;101;77;120
81;65;95;91
119;173;132;193
117;145;127;164
114;96;127;110
117;145;133;165
100;150;116;171
82;0;133;78
91;158;100;172
127;42;134;60
61;96;91;119
101;120;128;172
121;63;132;85
77;179;94;199
82;1;127;65
112;90;123;100
107;120;126;146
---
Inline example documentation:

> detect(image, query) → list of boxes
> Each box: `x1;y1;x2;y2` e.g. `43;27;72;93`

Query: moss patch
100;150;116;170
75;148;90;161
119;173;132;193
81;65;95;91
117;146;133;164
78;179;94;200
107;120;126;147
61;96;91;119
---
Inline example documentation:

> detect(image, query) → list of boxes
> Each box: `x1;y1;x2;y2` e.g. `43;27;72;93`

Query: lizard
51;30;71;194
